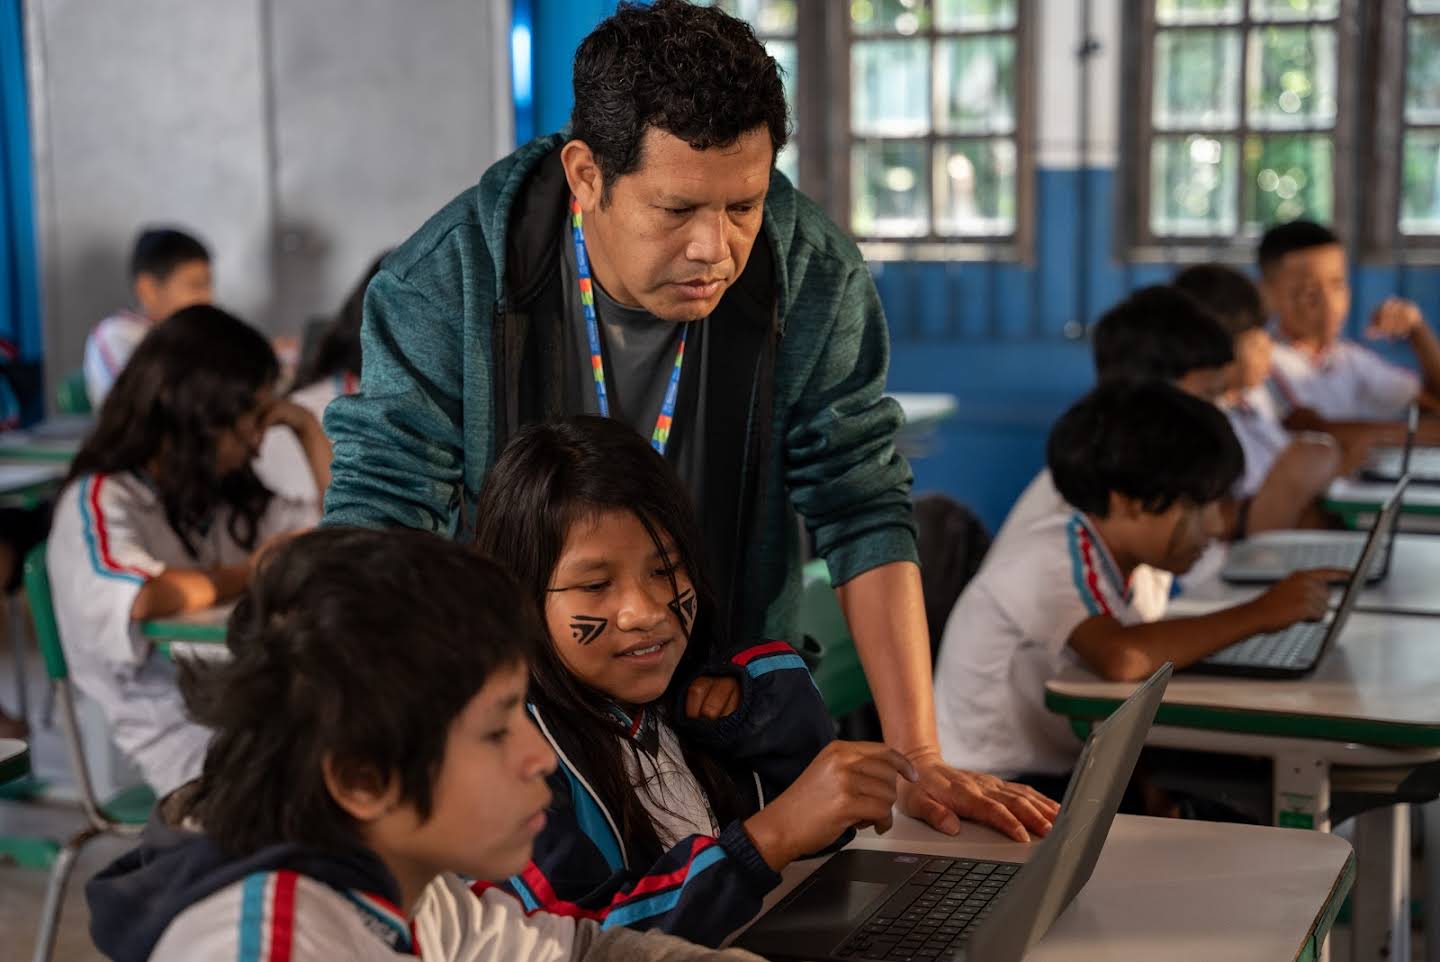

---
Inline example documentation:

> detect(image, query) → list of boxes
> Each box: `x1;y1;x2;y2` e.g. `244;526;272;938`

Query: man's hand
685;675;741;720
897;750;1061;842
1366;297;1425;341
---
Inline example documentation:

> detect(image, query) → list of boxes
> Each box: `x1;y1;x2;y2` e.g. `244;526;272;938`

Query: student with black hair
1261;219;1440;423
475;417;1040;945
993;285;1236;621
323;0;1052;843
1175;263;1343;533
84;226;213;407
85;528;760;962
934;380;1339;791
47;306;330;795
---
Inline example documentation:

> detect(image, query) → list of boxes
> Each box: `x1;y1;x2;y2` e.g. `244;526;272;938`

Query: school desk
0;738;28;785
890;392;958;459
1172;533;1440;618
0;416;90;465
1045;610;1440;962
729;813;1353;962
143;603;233;661
1325;477;1440;532
0;462;64;502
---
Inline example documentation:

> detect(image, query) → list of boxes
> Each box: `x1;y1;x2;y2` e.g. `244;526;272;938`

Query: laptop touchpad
770;878;890;933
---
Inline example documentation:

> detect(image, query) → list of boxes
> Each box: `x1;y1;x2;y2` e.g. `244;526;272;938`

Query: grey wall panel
26;0;513;396
266;0;514;328
28;0;272;376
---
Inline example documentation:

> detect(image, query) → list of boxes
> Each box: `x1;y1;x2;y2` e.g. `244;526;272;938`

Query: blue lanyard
570;197;688;455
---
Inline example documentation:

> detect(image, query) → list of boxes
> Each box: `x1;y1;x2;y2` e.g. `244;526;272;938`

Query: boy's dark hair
1049;379;1243;517
1173;263;1265;337
570;0;790;201
292;251;387;391
474;415;745;866
179;527;541;856
1257;219;1340;275
1091;285;1234;382
67;305;277;557
129;227;210;280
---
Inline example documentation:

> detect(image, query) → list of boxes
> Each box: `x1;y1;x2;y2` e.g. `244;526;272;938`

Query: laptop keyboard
835;858;1018;961
1202;620;1328;670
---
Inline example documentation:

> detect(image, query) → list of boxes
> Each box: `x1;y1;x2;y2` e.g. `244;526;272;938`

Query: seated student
85;528;758;962
47;306;330;796
84;227;213;407
934;380;1338;793
476;417;1032;945
1261;219;1440;428
254;252;385;500
995;285;1236;620
1174;263;1342;533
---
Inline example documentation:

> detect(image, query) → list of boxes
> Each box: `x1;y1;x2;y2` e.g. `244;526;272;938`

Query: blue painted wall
520;1;1440;533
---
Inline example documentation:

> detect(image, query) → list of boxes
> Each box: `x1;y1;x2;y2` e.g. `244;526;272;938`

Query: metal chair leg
31;827;98;962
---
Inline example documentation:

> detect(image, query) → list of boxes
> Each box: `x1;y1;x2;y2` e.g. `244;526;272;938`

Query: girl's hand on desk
898;752;1061;843
685;675;741;720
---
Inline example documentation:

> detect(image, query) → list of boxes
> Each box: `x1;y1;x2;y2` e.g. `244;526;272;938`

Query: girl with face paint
474;416;914;946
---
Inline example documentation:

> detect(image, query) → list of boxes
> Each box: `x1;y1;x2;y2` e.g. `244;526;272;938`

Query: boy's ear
133;273;160;315
322;753;401;823
1109;491;1146;523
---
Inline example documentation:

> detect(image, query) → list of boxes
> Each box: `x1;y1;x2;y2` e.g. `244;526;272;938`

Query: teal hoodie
322;134;916;641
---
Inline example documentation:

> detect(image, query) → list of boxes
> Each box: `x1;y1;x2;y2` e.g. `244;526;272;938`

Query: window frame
1366;1;1440;258
1121;0;1360;262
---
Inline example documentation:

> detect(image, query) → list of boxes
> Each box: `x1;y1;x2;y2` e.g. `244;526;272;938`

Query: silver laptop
1364;405;1436;483
735;665;1173;962
1223;413;1413;584
1187;477;1407;679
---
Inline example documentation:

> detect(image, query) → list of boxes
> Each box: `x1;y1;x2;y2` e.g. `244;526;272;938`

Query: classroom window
1131;0;1348;247
847;0;1028;243
1400;0;1440;237
701;0;1033;257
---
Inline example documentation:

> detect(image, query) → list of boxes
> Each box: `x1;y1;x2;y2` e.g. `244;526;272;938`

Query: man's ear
322;753;401;824
561;139;605;213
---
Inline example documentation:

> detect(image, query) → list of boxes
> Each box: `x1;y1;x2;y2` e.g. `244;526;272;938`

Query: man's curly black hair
570;0;791;200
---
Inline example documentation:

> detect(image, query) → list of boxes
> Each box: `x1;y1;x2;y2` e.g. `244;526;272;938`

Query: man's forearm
834;560;937;757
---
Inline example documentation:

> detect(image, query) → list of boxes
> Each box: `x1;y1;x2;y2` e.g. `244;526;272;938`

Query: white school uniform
1268;335;1420;421
83;310;152;408
253;373;356;500
1223;385;1293;499
994;469;1172;623
47;471;318;795
935;508;1144;778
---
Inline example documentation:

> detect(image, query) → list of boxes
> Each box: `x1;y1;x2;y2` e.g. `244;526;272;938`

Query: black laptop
735;665;1173;962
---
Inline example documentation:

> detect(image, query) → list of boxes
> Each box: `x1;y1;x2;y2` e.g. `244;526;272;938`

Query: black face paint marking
669;587;697;633
570;615;607;646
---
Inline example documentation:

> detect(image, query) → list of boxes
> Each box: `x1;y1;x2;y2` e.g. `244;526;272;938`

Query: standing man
323;0;1057;841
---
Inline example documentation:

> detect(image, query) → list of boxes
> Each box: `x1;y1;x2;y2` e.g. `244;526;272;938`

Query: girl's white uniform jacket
47;471;318;794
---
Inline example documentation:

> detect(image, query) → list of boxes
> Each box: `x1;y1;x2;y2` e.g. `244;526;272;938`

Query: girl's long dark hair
474;416;746;865
67;305;279;557
292;252;387;391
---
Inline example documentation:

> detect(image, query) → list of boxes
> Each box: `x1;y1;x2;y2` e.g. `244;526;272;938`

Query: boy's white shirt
83;310;151;408
1267;333;1420;421
936;501;1146;778
994;469;1172;622
1223;385;1293;499
253;377;346;501
47;471;318;795
149;870;762;961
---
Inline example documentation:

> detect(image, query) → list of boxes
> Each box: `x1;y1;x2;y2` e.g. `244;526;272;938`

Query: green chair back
54;369;91;416
796;558;873;719
23;543;67;681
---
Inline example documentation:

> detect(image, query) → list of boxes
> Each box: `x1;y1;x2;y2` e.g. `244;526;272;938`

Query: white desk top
1047;611;1440;743
0;461;65;495
737;814;1352;962
1175;533;1440;618
1326;476;1440;510
890;392;958;431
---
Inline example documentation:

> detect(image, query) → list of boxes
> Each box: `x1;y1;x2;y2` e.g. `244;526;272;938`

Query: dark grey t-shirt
559;224;708;498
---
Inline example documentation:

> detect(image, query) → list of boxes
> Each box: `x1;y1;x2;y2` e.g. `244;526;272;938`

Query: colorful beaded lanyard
570;197;688;455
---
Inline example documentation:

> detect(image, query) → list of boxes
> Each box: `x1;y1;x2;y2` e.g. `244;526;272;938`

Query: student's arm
264;399;332;494
322;262;471;534
129;565;251;622
500;769;783;947
1067;569;1339;681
